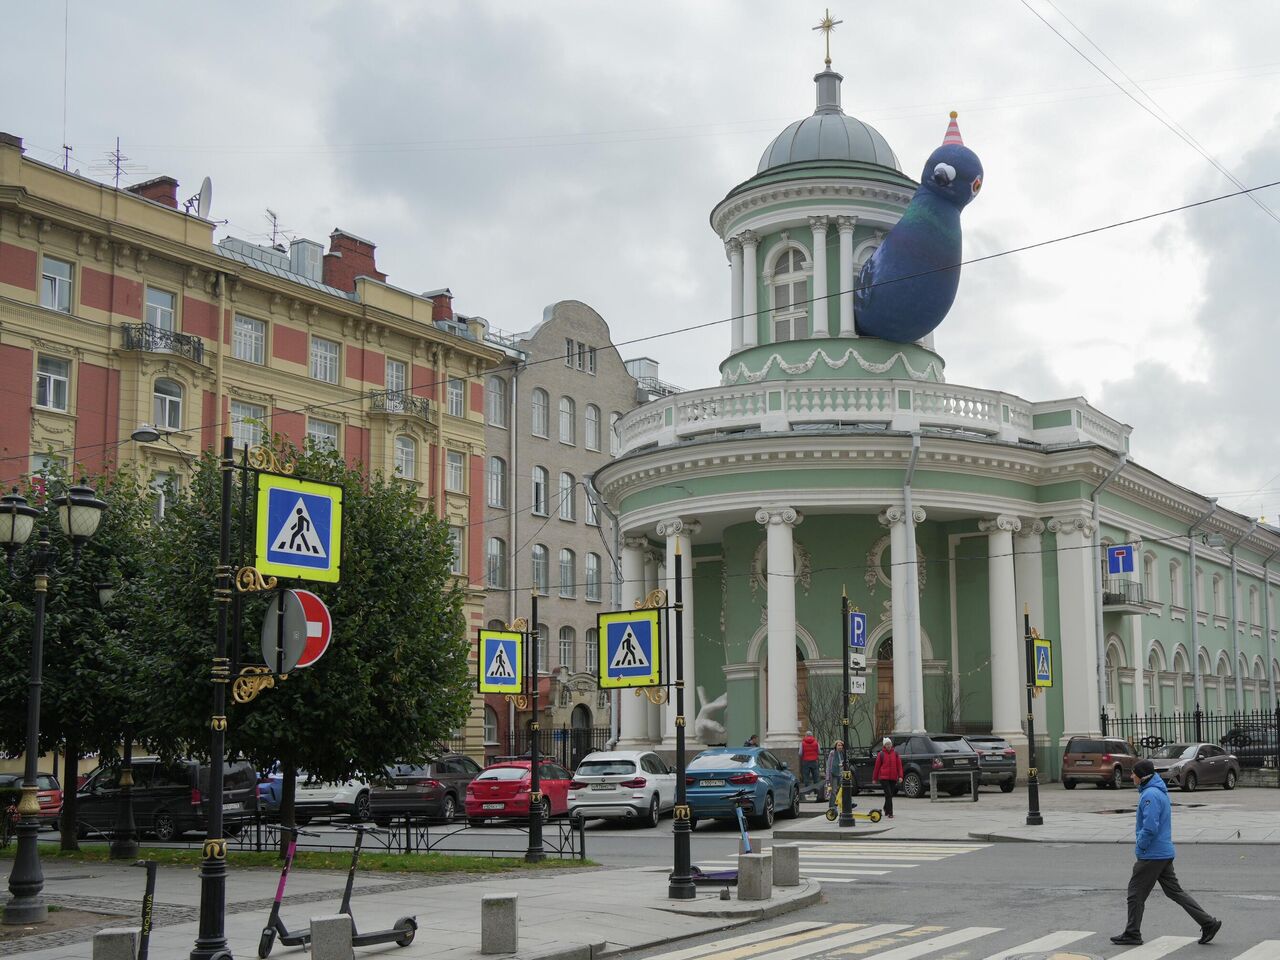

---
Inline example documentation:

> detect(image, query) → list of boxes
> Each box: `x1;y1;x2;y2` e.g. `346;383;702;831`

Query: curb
657;879;824;919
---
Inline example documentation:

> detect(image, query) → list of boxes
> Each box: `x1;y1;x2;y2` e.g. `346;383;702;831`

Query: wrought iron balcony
372;390;430;419
1102;578;1145;610
121;323;204;363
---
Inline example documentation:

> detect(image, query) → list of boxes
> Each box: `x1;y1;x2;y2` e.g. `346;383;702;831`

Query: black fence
1101;707;1280;770
484;726;614;770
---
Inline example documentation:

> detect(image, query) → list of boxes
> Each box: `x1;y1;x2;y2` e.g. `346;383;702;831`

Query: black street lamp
668;545;695;900
1;483;108;925
1023;605;1043;827
839;593;855;827
525;590;545;863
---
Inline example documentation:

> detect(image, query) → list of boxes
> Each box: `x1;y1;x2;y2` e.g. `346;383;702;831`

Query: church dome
757;67;900;174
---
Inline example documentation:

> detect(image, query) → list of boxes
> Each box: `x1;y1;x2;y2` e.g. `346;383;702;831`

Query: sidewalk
1;858;820;960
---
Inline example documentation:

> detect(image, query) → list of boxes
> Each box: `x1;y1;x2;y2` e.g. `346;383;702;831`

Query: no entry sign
294;590;332;668
260;589;333;673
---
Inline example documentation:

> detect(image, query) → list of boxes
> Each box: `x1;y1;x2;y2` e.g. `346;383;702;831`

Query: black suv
964;735;1017;792
76;758;259;842
886;733;980;798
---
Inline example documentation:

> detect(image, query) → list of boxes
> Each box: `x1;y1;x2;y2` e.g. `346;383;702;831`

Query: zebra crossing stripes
1110;937;1199;960
698;840;989;883
980;930;1093;960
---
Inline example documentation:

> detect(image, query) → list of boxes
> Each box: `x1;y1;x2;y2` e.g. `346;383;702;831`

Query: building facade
480;301;641;762
0;132;504;762
594;62;1280;778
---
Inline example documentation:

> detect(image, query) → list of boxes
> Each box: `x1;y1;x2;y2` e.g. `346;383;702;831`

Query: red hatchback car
0;773;62;829
464;760;573;825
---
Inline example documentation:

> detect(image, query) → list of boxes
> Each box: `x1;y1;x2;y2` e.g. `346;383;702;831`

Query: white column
618;536;652;747
646;548;664;743
808;217;828;338
757;506;803;747
1132;610;1146;720
837;216;856;337
740;231;759;349
728;238;744;353
656;517;699;747
1049;516;1102;736
1014;520;1048;745
980;515;1024;745
880;507;926;731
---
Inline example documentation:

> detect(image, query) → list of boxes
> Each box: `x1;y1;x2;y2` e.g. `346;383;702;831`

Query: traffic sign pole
1023;604;1043;827
525;591;545;864
669;546;695;899
839;593;854;828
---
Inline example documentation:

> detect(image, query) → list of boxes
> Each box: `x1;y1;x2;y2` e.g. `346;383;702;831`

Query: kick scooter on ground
258;826;321;957
824;784;882;822
134;860;157;960
335;824;418;949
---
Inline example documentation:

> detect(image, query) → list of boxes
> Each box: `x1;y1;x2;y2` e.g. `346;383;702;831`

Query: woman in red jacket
872;737;904;818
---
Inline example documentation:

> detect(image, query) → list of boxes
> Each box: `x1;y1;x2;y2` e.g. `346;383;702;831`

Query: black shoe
1199;919;1221;945
1110;934;1143;945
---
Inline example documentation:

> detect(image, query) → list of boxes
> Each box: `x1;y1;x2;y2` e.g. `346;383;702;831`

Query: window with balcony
531;543;549;594
446;450;465;492
447;378;464;417
448;526;464;575
586;552;601;601
585;404;601;450
153;378;183;431
771;247;810;342
486;537;508;589
487;456;507;507
233;314;266;364
394;435;416;480
531;388;549;437
486;376;508;427
310;336;340;384
558;472;575;520
531;466;549;516
35;355;70;411
230;400;265;449
307;418;339;452
385;358;407;409
559;396;575;444
40;256;73;313
145;287;176;332
559;548;576;598
559;626;575;671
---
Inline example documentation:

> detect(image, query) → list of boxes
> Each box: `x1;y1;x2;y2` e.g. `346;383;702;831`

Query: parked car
886;733;980;799
256;768;373;824
370;754;483;825
566;751;676;827
684;747;800;829
963;735;1017;793
76;758;258;841
464;760;574;824
1150;742;1240;792
1218;726;1278;769
1061;736;1138;789
0;773;61;829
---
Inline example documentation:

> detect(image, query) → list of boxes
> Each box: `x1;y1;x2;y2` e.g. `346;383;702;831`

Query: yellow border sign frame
597;609;661;689
1033;636;1053;688
254;473;344;583
478;629;524;694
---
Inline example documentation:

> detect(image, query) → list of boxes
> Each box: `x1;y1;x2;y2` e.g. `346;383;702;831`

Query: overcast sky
4;1;1280;521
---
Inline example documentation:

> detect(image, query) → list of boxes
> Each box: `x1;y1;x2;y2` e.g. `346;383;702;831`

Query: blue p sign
849;611;867;650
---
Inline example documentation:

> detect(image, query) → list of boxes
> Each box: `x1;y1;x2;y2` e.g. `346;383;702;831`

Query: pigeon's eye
971;176;982;195
932;162;956;185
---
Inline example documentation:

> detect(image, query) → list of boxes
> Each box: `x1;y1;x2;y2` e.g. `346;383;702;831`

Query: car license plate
699;779;725;787
389;785;408;791
224;803;242;812
482;802;504;810
590;783;613;791
301;784;324;791
1077;759;1091;765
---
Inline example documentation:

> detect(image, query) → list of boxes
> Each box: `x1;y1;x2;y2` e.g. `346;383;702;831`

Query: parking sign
849;610;867;650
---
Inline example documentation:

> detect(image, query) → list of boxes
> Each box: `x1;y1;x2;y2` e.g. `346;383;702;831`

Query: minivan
1061;737;1137;789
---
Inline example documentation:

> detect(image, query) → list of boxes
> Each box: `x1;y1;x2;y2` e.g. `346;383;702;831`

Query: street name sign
478;630;523;693
1034;636;1053;688
597;609;661;688
255;473;344;583
848;610;867;650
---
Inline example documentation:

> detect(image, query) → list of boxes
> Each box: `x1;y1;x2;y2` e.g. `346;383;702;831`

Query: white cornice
711;179;914;238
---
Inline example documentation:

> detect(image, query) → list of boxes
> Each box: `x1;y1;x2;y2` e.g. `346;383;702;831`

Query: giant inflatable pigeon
854;113;983;343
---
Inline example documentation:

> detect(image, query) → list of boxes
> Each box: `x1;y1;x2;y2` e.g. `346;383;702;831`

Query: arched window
609;412;621;456
487;456;507;508
558;472;576;521
531;388;549;437
531;466;549;516
559;548;576;597
771;247;810;342
531;543;549;594
486;376;507;427
585;552;602;601
559;396;576;444
585;404;601;451
394;435;416;480
486;537;507;589
483;706;498;744
1105;642;1122;711
1146;649;1160;711
559;626;576;671
153;378;183;431
585;627;598;675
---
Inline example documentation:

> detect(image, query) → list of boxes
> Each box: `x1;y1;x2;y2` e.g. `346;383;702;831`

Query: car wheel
1111;766;1124;789
644;795;661;828
1224;769;1237;790
999;779;1015;793
354;791;372;822
1183;772;1197;793
152;811;177;843
784;787;800;819
901;772;923;799
1063;778;1076;790
751;793;775;829
440;794;457;823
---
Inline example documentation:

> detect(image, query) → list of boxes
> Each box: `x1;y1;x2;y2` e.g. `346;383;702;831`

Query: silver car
1149;743;1240;792
567;751;676;827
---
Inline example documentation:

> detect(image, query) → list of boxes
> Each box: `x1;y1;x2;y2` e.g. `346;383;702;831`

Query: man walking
800;730;821;799
1112;758;1221;946
872;737;903;819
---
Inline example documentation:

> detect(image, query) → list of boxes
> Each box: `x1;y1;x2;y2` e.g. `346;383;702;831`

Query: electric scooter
258;826;320;957
134;860;157;960
335;824;417;949
824;785;882;822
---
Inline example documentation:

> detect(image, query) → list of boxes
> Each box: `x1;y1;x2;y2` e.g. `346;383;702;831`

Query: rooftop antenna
266;208;281;247
91;137;146;189
184;176;213;218
61;0;71;171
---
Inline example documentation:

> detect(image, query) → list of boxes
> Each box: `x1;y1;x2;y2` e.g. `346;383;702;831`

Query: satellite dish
197;176;212;219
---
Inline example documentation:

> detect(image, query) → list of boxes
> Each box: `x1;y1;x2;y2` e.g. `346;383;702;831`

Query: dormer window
771;247;809;342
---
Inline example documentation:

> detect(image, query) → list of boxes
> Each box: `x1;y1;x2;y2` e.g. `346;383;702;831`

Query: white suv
567;751;676;828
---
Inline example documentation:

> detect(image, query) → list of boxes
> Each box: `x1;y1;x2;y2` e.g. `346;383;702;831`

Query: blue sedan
685;747;800;829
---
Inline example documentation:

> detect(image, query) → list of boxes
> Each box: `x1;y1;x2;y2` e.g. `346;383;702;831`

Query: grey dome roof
757;67;900;174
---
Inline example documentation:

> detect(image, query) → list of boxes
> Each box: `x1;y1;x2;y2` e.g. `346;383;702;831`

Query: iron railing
121;323;204;363
1101;707;1280;772
371;390;430;419
1101;578;1144;606
480;726;613;769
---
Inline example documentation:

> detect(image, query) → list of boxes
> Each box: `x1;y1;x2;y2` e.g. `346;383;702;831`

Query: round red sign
293;589;332;668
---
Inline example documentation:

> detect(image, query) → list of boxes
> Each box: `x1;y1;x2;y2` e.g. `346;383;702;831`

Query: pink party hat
942;111;964;146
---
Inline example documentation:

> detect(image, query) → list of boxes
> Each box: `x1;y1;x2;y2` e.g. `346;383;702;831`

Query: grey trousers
1125;858;1213;937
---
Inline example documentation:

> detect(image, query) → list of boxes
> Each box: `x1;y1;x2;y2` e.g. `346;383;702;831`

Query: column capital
755;506;803;527
807;215;829;233
622;535;651;551
656;517;701;539
979;515;1022;534
879;506;925;527
726;236;743;255
736;229;759;248
1047;516;1096;536
835;215;857;234
1016;518;1047;538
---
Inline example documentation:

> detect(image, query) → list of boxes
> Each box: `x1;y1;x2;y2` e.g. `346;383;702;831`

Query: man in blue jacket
1112;758;1221;946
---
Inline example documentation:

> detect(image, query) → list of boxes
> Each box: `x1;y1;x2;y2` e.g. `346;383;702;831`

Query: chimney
0;132;24;152
125;176;179;209
431;292;454;321
322;228;387;292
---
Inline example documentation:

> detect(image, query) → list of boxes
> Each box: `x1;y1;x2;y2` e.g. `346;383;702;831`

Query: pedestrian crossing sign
255;473;344;583
597;609;661;689
1034;637;1053;688
478;630;523;693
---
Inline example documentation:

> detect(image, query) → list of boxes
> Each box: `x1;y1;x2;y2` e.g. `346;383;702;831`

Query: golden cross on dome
813;8;843;66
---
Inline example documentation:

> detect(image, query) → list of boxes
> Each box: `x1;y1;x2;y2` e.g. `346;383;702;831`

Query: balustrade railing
372;390;430;419
121;323;204;363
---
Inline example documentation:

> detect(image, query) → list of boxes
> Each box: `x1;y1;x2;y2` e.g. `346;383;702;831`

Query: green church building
594;55;1280;781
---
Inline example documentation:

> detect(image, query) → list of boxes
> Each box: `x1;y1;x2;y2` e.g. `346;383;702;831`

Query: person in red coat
872;737;904;818
799;730;821;798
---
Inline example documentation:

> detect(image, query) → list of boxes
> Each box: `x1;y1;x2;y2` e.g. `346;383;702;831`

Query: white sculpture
694;685;728;745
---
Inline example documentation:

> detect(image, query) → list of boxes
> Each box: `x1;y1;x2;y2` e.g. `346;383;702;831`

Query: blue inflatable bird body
854;113;983;343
